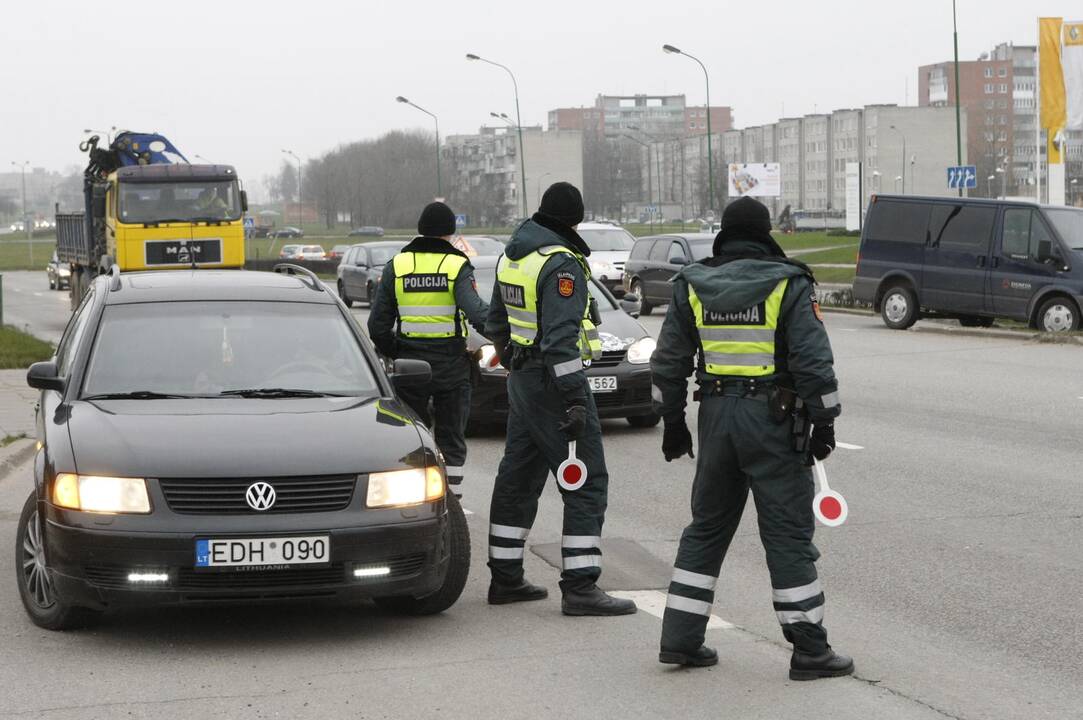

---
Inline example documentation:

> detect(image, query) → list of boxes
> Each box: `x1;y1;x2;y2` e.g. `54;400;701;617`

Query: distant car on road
622;233;715;314
296;244;327;260
577;222;637;295
17;267;468;630
278;244;302;259
328;244;351;260
466;256;658;430
451;235;505;257
337;240;408;307
270;226;304;239
46;250;71;291
348;226;385;237
854;194;1083;332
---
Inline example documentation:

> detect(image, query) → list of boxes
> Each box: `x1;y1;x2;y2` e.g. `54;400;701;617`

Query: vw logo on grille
245;482;277;511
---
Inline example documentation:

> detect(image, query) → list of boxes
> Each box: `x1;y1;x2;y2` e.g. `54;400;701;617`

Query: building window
985;100;995;109
984;83;994;94
984;67;993;78
999;83;1008;93
998;67;1008;78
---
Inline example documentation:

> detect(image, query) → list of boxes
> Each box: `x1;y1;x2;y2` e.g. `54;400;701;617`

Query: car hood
65;396;427;478
588;251;629;266
595;308;648;349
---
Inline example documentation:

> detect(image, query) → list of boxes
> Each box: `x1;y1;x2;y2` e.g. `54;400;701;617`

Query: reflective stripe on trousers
665;567;719;617
489;523;530;562
772;578;825;625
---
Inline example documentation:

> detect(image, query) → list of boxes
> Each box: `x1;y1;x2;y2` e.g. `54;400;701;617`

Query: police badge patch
810;291;824;322
558;272;575;297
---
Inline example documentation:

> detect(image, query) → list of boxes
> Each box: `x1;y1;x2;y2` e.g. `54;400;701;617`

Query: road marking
33;292;43;297
608;590;734;630
837;442;864;450
462;508;474;516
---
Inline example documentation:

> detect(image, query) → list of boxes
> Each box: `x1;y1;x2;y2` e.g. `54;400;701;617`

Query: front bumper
45;504;449;610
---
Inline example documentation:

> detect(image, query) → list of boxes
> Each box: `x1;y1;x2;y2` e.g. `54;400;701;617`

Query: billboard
728;163;781;198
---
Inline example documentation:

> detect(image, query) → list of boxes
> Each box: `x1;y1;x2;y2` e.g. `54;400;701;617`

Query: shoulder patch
810;291;824;323
558;275;575;297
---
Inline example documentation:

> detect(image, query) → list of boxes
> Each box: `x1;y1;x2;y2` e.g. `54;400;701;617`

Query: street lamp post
872;170;882;194
664;44;714;215
889;125;907;194
621;133;654;231
467;53;528;219
996;166;1006;200
281;149;302;230
987;174;996;198
397;96;442;198
11;161;32;264
1072;178;1079;205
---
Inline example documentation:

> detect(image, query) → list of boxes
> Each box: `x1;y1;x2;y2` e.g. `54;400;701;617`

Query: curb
0;439;35;484
818;307;1082;343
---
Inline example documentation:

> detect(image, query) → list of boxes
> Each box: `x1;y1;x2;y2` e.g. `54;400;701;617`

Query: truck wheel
338;281;353;308
1035;296;1080;332
626;412;661;428
373;492;470;616
68;270;82;311
631;280;652;316
880;284;918;330
15;492;99;631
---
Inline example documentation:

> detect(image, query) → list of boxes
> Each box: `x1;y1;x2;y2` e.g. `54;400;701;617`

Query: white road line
608;590;735;630
837;442;864;450
462;508;474;516
33;292;43;297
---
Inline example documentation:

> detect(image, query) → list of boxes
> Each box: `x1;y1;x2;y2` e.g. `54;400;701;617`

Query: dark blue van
853;195;1083;332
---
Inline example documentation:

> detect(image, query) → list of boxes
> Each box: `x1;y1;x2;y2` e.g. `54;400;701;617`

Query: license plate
589;376;618;393
194;536;330;568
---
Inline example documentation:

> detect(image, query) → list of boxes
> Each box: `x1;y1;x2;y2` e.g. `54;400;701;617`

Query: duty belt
693;378;774;402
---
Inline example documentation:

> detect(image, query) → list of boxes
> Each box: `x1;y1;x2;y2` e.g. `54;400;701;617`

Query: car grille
158;475;357;515
594;384;652;409
589;350;627;369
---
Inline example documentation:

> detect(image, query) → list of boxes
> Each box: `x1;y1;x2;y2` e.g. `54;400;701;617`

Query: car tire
15;492;99;631
880;284;918;330
338;281;353;308
631;280;652;316
626;412;661;428
1034;296;1080;333
373;492;470;616
959;316;994;328
48;276;55;290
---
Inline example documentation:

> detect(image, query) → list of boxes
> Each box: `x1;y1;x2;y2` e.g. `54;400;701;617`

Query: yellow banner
1040;17;1066;164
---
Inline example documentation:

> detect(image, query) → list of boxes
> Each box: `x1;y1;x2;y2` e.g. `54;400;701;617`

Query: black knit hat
417;201;457;237
712;196;786;257
537;182;585;227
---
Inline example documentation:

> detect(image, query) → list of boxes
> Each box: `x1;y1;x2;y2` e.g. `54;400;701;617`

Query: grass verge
0;326;55;369
1;433;28;448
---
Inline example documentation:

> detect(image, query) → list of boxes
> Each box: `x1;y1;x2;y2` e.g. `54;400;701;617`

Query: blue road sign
244;217;255;228
947;165;977;189
455;214;467;228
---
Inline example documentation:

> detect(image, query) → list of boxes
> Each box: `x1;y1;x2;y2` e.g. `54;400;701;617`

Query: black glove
557;405;588;441
810;423;836;462
662;421;694;462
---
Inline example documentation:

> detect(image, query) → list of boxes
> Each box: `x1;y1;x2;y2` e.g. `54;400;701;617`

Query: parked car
622;233;715;314
278;244;302;259
296;244;327;260
328;244;351;260
348;226;385;237
451;235;506;257
466;256;658;430
853;195;1083;332
270;226;304;239
46;250;71;291
17;267;468;630
337;240;409;307
577;222;637;295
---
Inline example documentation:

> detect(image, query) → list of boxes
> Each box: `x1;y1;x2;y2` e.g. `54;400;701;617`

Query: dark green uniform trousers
395;350;471;495
660;392;829;654
487;361;609;592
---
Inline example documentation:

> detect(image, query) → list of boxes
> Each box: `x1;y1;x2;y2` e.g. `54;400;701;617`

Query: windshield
474;265;617;311
83;301;378;397
579;228;636;252
1045;208;1083;250
118;180;242;224
690;239;714;260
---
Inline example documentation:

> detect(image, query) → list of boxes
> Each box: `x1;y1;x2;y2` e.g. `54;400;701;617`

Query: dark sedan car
337;240;408;307
17;266;468;630
622;233;715;314
348;226;385;237
467;256;659;430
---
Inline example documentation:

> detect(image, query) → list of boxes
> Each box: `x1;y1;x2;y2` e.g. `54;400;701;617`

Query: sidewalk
0;369;36;439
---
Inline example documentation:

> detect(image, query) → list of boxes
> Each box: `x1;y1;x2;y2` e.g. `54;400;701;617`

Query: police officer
652;196;852;679
368;201;488;497
484;182;636;617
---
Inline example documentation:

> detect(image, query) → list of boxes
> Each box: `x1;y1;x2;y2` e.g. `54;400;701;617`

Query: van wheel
1035;297;1080;333
338;281;353;308
373;492;470;615
959;316;994;328
15;492;99;631
631;280;652;316
880;285;918;330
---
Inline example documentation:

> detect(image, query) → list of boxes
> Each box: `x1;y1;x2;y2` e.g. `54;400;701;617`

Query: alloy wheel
21;509;54;609
883;292;909;324
1042;304;1074;333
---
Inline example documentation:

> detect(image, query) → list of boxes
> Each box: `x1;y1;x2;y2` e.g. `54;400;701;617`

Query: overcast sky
1;0;1076;198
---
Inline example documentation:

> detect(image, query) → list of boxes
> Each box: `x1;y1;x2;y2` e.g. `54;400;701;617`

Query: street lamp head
396;96;409;104
662;44;681;54
465;53;480;61
872;171;881;177
987;175;996;181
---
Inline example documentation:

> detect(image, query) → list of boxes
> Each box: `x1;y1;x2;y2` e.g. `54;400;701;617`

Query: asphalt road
0;274;1080;719
1;271;71;346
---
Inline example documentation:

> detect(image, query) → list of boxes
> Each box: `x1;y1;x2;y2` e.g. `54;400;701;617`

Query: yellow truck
56;132;247;308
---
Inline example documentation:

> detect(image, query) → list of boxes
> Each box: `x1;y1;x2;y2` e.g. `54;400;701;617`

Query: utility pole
664;44;714;215
12;161;31;265
953;0;964;197
397;96;442;198
468;54;528;218
281;149;302;230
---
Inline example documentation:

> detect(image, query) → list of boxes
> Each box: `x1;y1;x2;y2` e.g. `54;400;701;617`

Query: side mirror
27;361;65;392
620;293;642;318
669;256;688;266
391;358;431;388
240;190;249;212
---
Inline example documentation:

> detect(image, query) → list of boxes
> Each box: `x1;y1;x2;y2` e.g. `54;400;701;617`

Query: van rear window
866;200;928;244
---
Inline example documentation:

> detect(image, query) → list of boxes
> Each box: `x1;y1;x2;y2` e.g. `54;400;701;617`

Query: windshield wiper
217;388;344;398
83;390;198;400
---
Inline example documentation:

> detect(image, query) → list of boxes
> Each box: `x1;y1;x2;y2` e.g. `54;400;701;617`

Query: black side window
56;292;95;376
648;240;670;262
630;240;653;260
666;241;688;264
866;200;929;244
1002;209;1056;262
929;204;996;249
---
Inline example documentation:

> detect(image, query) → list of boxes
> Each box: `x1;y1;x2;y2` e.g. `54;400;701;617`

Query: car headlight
59;267;71;277
366;467;445;508
626;337;656;364
590;261;617;279
477;344;504;371
52;473;151;513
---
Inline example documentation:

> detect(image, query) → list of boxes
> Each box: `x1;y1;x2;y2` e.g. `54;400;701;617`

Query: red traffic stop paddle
812;459;848;527
556;440;588;491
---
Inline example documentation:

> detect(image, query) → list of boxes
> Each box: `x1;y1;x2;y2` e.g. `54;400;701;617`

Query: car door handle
977;256;986;268
990;257;1000;268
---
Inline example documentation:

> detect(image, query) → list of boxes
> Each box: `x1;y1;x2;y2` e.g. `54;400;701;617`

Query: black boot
561;585;637;616
659;645;718;667
789;646;854;680
488;578;549;605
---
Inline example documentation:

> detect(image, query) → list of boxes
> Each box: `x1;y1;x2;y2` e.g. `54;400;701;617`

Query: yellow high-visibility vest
688;279;788;377
496;245;601;362
392;251;468;339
